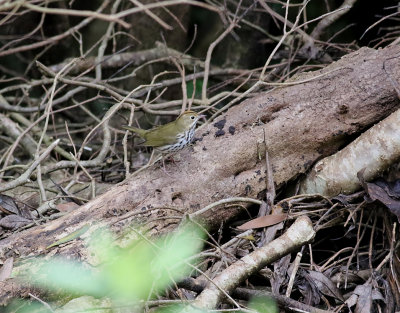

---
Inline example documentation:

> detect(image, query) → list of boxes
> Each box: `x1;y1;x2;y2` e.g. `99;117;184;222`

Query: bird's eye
190;116;195;119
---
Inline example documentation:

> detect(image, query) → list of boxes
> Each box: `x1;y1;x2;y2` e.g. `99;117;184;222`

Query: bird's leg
160;154;175;176
167;155;176;165
147;150;157;166
148;151;176;175
165;154;181;167
146;150;169;174
161;155;168;174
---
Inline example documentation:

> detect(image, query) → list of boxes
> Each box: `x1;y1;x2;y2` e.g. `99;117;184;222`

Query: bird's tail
122;125;147;137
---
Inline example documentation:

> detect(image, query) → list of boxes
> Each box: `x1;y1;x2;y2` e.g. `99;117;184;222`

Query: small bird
123;111;204;154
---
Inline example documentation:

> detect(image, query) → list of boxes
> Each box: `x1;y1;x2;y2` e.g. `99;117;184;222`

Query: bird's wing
143;126;177;147
122;126;147;137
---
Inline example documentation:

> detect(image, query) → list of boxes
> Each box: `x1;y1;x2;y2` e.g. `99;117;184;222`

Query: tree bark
1;45;400;274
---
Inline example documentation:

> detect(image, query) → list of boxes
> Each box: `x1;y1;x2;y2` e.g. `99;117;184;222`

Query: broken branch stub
187;216;315;310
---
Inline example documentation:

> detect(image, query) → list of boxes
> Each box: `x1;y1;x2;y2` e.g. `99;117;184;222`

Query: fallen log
1;46;400;294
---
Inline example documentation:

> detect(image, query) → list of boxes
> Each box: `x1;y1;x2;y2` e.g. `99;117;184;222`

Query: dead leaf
0;194;20;215
371;289;384;301
382;279;396;313
0;215;31;229
358;171;400;221
271;254;290;294
298;269;321;305
354;284;372;313
375;179;400;197
56;202;80;213
0;257;13;282
346;282;387;313
367;182;400;221
345;293;358;307
238;214;287;230
307;270;345;302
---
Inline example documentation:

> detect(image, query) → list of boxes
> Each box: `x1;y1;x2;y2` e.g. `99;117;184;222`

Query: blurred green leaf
87;227;117;263
247;296;278;313
25;224;204;305
31;258;106;297
155;303;206;313
5;299;52;313
186;80;203;99
55;296;114;313
104;225;204;301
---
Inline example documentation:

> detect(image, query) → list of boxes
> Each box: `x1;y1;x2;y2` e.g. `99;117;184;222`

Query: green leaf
30;257;106;297
186;80;203;99
5;299;52;313
247;296;278;313
104;225;204;301
46;224;90;249
156;303;206;313
25;224;204;304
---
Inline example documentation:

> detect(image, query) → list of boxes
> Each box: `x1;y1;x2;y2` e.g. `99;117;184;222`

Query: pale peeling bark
300;108;400;196
1;46;400;297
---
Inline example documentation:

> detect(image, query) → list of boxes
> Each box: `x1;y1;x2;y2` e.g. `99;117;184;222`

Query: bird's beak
198;114;206;122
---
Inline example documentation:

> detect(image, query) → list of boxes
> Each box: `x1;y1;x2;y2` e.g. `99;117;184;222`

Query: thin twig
0;139;60;192
191;197;262;218
22;2;130;28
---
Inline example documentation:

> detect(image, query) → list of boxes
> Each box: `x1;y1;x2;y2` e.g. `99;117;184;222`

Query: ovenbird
123;111;204;153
